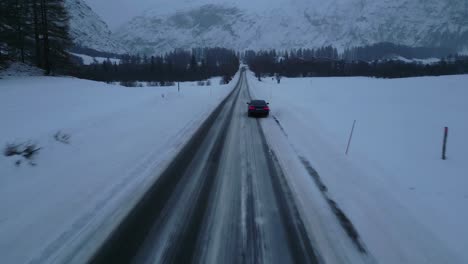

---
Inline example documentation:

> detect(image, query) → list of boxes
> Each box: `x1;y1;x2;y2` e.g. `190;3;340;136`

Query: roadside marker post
442;126;448;160
345;120;356;156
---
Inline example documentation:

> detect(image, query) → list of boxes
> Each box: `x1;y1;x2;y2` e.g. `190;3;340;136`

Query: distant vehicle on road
247;100;270;117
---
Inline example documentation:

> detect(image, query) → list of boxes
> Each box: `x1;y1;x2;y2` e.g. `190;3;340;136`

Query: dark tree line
244;46;339;64
246;46;468;79
73;48;240;83
0;0;72;74
244;47;340;79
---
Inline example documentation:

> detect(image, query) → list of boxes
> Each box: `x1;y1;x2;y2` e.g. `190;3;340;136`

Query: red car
247;100;270;117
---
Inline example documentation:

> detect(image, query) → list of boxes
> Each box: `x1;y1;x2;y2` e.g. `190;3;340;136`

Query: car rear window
251;100;266;106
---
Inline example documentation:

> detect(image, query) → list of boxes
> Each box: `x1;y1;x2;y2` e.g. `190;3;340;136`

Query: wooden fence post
442;126;448;160
346;120;356;155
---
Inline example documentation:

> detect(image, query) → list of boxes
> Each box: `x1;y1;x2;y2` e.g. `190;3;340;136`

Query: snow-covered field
249;73;468;263
0;73;235;263
2;66;467;263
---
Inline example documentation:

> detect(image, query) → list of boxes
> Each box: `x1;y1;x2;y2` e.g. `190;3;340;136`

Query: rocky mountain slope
65;0;126;54
113;0;468;55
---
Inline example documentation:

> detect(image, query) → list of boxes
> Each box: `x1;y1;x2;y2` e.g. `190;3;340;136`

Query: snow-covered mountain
65;0;126;54
114;0;468;55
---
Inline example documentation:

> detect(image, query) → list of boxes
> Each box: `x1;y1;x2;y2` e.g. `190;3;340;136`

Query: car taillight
249;106;255;110
263;106;269;110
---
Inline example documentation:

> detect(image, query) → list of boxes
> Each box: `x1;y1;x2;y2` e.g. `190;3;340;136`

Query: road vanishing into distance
89;69;320;264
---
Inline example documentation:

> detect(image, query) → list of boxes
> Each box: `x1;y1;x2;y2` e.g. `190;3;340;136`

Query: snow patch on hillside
66;0;126;54
115;0;468;55
70;53;121;65
391;56;440;64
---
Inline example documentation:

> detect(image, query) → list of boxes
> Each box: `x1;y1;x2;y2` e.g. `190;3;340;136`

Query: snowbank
249;73;468;263
0;74;235;263
0;62;44;77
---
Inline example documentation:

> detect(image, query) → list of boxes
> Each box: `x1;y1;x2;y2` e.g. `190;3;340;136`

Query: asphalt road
90;69;319;264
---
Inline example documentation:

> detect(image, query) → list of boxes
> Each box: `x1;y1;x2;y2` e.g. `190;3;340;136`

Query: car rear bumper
248;110;269;116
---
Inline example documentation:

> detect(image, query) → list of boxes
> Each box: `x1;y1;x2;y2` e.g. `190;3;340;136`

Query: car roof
250;100;267;104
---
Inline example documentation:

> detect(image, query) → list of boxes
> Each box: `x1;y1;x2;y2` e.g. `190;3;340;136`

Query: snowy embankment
0;73;235;263
249;73;468;263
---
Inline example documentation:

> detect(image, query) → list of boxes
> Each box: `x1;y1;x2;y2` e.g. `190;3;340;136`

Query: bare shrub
4;143;21;156
120;80;138;87
54;131;71;144
222;75;232;84
22;144;40;159
147;81;159;87
4;142;41;166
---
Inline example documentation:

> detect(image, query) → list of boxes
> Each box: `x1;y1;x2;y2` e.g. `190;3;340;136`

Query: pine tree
0;0;11;62
0;0;29;62
31;0;42;67
14;0;32;62
39;0;71;74
0;0;71;73
190;54;197;72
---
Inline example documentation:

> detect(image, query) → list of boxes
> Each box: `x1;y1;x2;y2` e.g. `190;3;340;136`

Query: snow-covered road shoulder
0;74;236;263
249;72;468;263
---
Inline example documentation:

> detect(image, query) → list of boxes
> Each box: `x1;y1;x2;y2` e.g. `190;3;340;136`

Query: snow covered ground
0;62;45;77
70;52;121;65
390;56;440;65
0;72;235;263
249;73;468;263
